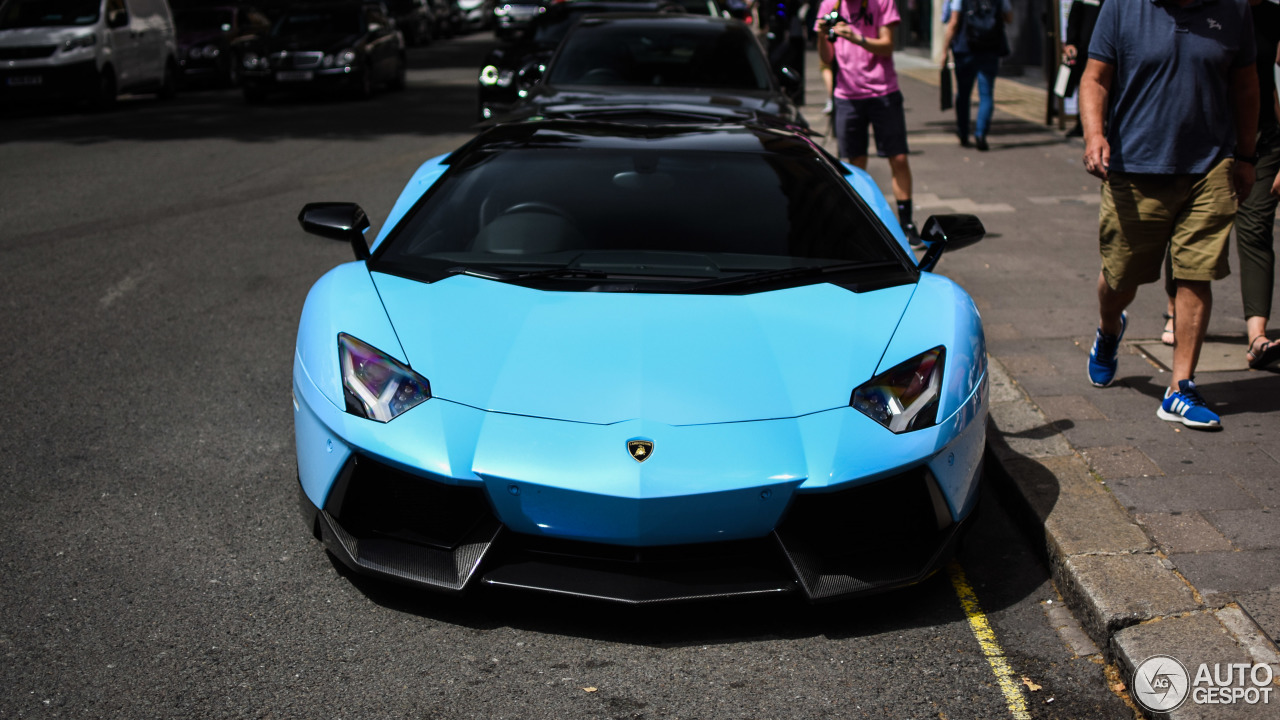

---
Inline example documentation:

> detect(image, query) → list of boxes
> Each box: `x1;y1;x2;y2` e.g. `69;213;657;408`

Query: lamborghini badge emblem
627;439;654;463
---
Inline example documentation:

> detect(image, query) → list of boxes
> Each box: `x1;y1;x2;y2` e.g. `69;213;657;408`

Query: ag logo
1133;654;1190;712
627;439;654;463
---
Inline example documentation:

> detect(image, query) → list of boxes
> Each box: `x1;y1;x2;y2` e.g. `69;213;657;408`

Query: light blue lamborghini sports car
293;120;988;603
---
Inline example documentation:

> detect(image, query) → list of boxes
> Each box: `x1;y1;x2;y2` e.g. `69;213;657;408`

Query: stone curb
983;355;1280;718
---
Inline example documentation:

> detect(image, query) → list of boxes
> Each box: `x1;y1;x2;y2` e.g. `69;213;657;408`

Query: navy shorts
834;90;910;160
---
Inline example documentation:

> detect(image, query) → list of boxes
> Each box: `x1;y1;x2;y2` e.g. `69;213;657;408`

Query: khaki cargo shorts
1098;157;1235;292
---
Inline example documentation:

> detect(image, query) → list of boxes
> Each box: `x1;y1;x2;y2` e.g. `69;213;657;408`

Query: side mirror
916;214;985;273
777;66;801;94
107;9;129;28
298;202;371;260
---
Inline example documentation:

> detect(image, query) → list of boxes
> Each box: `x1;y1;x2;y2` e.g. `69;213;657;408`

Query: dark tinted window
530;8;597;46
376;145;899;281
273;7;361;35
548;22;769;89
0;0;100;28
174;8;237;31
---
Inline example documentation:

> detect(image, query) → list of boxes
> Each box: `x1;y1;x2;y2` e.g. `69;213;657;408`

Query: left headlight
338;49;358;66
338;333;431;423
850;347;944;434
61;34;96;52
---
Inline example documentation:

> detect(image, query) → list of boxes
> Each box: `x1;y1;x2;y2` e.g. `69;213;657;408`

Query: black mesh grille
316;455;500;592
325;454;494;550
0;46;56;60
774;467;958;600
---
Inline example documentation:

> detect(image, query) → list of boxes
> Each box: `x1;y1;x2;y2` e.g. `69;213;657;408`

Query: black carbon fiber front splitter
317;509;502;592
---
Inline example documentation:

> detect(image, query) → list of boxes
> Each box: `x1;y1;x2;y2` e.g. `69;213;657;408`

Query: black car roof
570;12;739;26
446;119;825;163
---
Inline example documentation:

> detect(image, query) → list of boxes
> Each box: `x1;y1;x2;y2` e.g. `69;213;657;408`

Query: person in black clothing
1236;0;1280;368
1062;0;1104;138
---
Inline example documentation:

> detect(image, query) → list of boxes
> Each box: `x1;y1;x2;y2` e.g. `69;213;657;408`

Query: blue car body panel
369;272;916;425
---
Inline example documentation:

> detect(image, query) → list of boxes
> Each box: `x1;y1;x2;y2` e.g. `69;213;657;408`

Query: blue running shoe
1088;312;1126;387
1157;379;1221;429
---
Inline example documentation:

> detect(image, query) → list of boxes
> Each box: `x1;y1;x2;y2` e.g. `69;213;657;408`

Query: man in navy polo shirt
1079;0;1258;430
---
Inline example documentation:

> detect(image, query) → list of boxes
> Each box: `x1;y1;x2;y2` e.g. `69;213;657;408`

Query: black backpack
962;0;1007;56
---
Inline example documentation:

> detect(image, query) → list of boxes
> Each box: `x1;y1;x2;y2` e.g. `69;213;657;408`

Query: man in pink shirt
816;0;920;245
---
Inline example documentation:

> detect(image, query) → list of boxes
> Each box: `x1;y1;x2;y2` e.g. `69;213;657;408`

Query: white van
0;0;180;108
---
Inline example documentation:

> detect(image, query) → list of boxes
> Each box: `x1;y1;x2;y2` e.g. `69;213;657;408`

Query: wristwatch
1233;150;1259;164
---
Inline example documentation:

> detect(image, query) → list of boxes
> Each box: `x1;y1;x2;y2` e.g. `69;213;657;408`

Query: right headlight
62;33;96;52
338;333;431;423
850;347;944;433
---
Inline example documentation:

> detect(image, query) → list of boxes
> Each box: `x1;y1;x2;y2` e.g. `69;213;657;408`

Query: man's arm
828;21;896;57
1230;63;1259;202
1080;58;1113;179
940;13;959;66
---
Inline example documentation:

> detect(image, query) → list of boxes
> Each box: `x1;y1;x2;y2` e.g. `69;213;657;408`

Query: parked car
476;0;676;120
0;0;180;108
238;0;405;102
491;14;804;127
173;3;271;86
383;0;430;45
428;0;462;36
454;0;491;30
492;0;542;42
291;118;989;603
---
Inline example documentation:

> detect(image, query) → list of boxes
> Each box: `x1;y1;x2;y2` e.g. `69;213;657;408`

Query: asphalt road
1;34;1131;719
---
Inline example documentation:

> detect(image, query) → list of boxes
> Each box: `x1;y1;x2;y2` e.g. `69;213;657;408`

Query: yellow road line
948;561;1032;720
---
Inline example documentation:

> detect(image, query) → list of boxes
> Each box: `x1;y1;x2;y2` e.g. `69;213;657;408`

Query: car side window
247;9;270;29
106;0;127;25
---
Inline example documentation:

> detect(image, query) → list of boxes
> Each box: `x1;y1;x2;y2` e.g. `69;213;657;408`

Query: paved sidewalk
800;46;1280;717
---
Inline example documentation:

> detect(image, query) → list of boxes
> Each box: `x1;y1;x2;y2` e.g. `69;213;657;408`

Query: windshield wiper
681;261;904;293
445;266;611;282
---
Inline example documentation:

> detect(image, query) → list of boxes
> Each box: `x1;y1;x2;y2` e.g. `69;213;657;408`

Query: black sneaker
974;136;989;152
904;222;923;248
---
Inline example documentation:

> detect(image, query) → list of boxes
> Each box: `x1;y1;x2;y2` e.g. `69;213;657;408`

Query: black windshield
273;8;361;37
0;0;99;28
548;22;769;90
373;143;907;291
175;8;236;32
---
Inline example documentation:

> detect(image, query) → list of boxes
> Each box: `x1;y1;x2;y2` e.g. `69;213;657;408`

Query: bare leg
1171;280;1212;389
1246;315;1269;346
887;153;912;203
1097;270;1136;336
849;155;868;170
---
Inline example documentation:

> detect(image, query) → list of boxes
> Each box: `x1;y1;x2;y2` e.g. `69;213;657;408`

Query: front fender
295;262;405;409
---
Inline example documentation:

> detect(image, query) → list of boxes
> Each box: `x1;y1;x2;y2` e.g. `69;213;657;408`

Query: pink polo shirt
814;0;901;100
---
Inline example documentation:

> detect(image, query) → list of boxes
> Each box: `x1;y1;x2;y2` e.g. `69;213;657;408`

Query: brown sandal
1247;336;1280;370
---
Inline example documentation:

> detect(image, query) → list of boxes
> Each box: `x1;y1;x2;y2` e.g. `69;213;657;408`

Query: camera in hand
822;11;841;41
